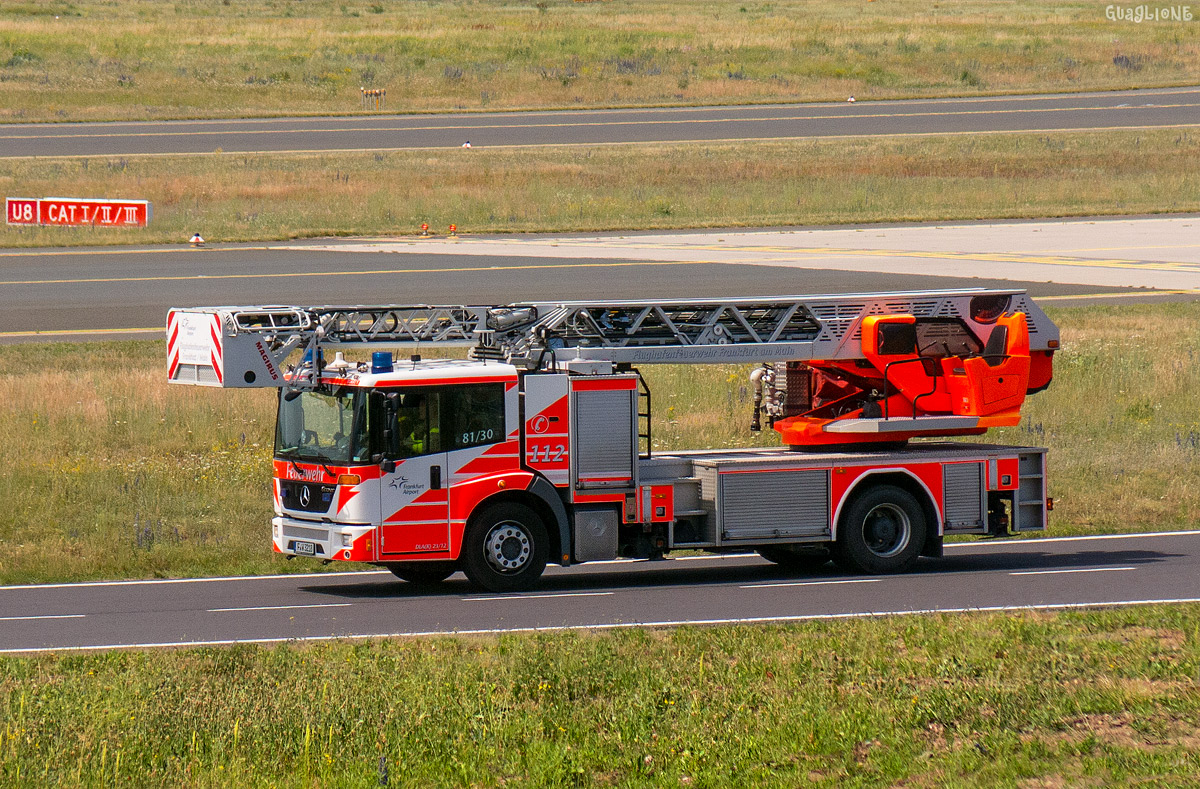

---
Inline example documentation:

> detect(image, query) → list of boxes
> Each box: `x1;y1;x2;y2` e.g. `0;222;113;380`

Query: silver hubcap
483;522;531;574
862;503;911;558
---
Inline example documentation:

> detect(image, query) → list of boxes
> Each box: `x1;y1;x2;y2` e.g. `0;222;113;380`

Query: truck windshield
275;389;369;464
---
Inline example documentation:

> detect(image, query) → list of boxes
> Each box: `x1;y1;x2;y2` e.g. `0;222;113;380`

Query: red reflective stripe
335;486;361;512
209;320;223;361
571;378;636;391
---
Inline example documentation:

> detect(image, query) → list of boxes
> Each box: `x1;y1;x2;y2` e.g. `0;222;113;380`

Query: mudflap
529;476;572;567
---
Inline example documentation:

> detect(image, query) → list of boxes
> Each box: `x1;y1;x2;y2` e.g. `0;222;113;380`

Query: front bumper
272;516;375;561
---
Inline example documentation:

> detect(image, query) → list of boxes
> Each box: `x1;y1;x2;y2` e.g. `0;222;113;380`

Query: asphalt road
0;245;1132;341
3;87;1199;158
2;531;1197;653
6;214;1200;342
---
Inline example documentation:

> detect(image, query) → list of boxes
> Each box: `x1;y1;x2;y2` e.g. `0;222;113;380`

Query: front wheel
461;502;549;592
833;485;927;574
388;562;456;587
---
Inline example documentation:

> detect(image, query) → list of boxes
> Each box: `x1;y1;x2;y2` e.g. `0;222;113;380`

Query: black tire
833;484;927;574
388;562;456;586
756;546;831;571
460;502;549;592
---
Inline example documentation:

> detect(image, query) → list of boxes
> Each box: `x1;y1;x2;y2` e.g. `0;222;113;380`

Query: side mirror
380;458;396;474
380;392;398;453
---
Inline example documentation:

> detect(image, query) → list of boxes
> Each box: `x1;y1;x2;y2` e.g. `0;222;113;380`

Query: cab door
444;381;516;517
378;388;451;556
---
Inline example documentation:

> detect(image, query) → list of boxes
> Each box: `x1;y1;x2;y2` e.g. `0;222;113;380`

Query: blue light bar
371;351;393;374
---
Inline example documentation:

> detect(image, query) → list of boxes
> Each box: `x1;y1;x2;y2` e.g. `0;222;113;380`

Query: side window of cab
444;384;506;450
378;389;443;459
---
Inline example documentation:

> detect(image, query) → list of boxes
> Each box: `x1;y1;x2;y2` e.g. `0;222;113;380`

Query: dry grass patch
4;128;1200;248
3;607;1200;785
2;1;1199;122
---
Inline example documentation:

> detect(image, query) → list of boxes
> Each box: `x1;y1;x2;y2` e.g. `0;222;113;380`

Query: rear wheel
757;546;831;571
388;562;456;586
461;502;549;592
833;484;927;574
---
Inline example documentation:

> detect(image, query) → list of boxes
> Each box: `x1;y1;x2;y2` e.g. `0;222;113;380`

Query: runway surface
2;531;1197;653
3;87;1199;159
3;214;1197;342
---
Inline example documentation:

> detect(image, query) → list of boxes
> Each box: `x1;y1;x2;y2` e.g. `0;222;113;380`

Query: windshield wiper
274;450;306;478
277;446;337;479
306;449;337;480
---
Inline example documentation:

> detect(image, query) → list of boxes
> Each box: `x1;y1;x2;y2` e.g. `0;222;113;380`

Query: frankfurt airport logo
1106;5;1194;21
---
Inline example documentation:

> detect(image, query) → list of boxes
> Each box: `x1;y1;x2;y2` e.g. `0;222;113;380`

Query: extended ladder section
167;289;1058;387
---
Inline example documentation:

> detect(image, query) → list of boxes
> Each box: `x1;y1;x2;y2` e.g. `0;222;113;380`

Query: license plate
293;540;317;556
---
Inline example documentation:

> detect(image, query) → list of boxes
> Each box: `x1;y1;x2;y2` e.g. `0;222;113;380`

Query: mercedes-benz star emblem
299;486;311;507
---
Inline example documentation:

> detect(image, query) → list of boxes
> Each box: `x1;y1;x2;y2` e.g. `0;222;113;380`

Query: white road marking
463;591;616;602
0;530;1195;593
741;579;881;589
944;529;1200;548
7;597;1200;653
0;570;392;591
0;614;86;622
207;603;352;612
1009;566;1137;576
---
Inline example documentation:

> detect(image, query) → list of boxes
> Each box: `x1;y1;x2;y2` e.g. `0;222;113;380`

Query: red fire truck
167;290;1058;592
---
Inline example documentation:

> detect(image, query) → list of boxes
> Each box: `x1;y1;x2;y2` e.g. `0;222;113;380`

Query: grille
172;362;219;385
283;524;328;541
279;481;336;513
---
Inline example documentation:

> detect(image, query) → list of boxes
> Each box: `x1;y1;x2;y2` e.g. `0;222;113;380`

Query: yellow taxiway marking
8;239;1197;278
0;258;706;287
3;101;1194;144
7;292;1197;339
0;327;160;338
7;237;1199;277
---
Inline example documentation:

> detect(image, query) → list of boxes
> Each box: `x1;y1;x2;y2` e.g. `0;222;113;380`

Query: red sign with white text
6;197;151;227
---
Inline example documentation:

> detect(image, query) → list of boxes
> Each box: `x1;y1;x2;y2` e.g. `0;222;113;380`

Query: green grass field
2;302;1199;585
3;607;1200;786
3;127;1199;248
1;0;1196;123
